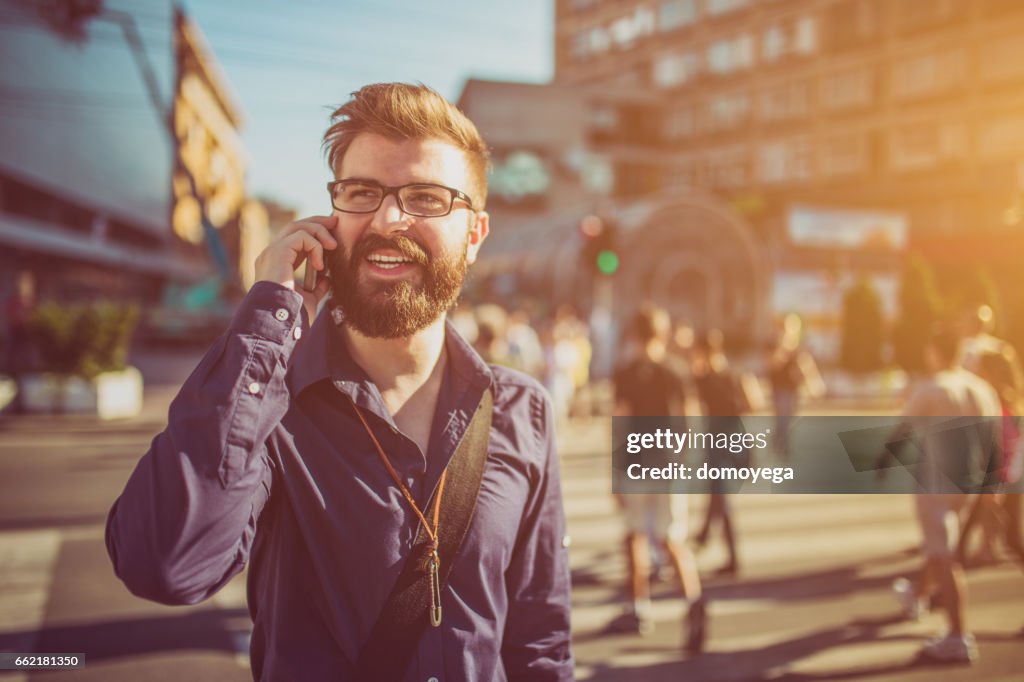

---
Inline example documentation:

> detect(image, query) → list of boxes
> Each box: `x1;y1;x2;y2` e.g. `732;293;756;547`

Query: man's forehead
338;133;471;186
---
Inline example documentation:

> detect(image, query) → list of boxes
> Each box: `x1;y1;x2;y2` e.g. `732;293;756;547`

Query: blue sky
182;0;554;221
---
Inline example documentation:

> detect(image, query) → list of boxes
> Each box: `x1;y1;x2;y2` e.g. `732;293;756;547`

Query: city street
0;370;1022;681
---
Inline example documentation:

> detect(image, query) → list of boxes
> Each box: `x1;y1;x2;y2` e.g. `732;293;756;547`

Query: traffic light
579;215;620;276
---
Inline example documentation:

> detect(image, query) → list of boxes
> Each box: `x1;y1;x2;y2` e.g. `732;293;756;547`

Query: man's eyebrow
337;176;443;186
337;176;381;184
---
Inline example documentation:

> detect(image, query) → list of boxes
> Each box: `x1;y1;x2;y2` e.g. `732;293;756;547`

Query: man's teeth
367;254;413;269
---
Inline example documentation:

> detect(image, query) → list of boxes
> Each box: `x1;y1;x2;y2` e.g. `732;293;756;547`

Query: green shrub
30;301;140;378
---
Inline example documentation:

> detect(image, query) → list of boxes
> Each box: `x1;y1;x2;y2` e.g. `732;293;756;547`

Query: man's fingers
277;216;338;249
254;216;338;289
284;232;326;270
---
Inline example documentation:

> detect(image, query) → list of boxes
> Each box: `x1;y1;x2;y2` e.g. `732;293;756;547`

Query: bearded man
106;83;573;682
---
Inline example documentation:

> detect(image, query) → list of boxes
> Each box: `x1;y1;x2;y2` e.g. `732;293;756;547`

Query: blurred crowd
446;296;1024;664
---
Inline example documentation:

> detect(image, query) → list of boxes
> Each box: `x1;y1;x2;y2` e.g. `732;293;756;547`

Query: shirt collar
287;307;494;401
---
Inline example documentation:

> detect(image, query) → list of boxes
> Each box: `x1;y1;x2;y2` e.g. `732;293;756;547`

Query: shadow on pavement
0;607;247;663
583;614;917;682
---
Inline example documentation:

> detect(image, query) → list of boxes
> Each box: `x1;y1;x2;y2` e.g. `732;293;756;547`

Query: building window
891;49;966;100
976;117;1024;159
761;14;818;63
700;91;751;133
979;35;1024;84
588;105;619;132
707;0;749;17
818;133;869;177
653;50;700;88
571;31;590;61
888;122;966;171
759;137;813;183
893;0;964;33
703;145;750;188
588;26;611;54
664;106;696;139
608;5;656;50
706;33;754;75
820;67;873;111
658;0;697;31
666;158;696;192
759;81;809;123
822;0;878;50
794;16;817;54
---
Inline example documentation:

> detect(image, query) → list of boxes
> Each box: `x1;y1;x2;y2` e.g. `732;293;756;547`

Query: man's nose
368;193;411;235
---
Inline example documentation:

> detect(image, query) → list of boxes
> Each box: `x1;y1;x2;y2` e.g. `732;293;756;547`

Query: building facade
465;0;1024;353
0;0;267;346
555;0;1024;240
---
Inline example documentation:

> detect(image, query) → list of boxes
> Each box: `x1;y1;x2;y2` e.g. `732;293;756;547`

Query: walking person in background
957;347;1024;571
767;313;824;459
691;332;746;577
886;326;1001;664
612;305;707;653
957;303;1024;564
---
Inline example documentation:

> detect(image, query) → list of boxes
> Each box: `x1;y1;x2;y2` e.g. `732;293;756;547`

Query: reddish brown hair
322;83;490;208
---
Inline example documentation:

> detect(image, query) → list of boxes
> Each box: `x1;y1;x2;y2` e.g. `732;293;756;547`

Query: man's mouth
365;252;417;271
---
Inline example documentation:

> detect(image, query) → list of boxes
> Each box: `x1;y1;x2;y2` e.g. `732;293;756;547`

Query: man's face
327;133;489;339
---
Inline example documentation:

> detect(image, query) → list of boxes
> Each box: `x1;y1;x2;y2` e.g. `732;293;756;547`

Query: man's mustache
351;233;429;266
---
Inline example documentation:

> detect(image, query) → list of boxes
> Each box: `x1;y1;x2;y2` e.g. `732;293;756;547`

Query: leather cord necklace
350;401;447;627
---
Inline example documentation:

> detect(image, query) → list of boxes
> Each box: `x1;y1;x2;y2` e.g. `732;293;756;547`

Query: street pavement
0;368;1022;681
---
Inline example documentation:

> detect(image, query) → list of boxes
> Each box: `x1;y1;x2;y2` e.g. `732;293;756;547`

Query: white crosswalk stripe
0;529;63;682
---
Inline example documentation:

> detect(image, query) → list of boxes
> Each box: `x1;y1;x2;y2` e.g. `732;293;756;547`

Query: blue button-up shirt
106;283;574;681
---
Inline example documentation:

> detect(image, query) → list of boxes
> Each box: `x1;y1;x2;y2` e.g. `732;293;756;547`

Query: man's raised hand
254;215;338;322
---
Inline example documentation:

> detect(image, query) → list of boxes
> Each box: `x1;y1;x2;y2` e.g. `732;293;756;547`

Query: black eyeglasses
327;179;474;218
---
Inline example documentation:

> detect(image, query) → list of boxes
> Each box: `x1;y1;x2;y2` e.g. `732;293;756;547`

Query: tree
892;255;943;374
840;277;885;374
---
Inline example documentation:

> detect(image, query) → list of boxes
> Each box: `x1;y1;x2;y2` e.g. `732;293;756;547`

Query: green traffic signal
596;250;619;275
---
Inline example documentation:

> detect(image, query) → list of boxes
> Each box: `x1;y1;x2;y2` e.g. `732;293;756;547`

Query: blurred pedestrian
957;347;1024;570
887;326;1001;664
612;305;706;652
691;332;747;577
505;308;544;379
3;270;37;414
541;322;578;423
766;313;824;459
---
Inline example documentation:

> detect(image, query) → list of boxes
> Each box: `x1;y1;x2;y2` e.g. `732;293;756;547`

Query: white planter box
21;367;144;419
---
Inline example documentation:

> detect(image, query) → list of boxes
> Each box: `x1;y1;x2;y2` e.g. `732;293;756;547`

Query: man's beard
327;231;468;339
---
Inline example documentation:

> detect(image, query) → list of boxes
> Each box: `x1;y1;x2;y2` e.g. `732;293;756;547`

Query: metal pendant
429;551;442;627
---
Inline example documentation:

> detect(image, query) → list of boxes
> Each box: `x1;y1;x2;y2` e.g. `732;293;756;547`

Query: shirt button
427;677;439;682
293;326;303;340
247;382;261;395
562;535;572;548
274;308;290;322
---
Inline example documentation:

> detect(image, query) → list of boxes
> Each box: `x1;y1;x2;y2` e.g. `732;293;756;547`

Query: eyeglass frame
326;179;475;217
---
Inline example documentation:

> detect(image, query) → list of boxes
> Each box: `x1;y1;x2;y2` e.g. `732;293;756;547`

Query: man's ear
465;211;489;265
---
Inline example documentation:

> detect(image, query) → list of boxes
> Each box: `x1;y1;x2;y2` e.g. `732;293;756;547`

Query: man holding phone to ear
106;83;574;681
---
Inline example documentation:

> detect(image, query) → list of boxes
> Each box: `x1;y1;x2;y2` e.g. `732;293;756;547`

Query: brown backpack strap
355;388;493;682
